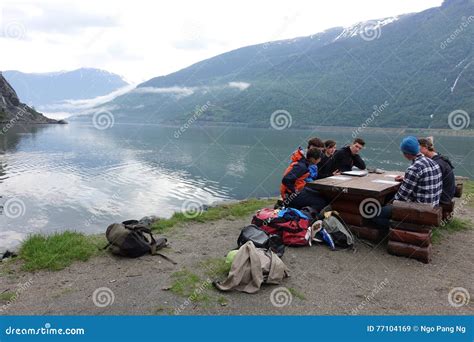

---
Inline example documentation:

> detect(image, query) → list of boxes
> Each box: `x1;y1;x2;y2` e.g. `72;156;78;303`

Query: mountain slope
97;0;473;128
3;68;128;108
0;73;57;124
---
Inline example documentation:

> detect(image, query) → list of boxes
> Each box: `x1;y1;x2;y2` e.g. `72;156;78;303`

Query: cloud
0;3;120;38
228;82;250;90
133;86;195;97
39;84;136;117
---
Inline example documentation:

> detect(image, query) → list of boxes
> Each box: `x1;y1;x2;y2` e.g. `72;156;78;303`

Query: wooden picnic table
306;170;405;227
307;171;405;204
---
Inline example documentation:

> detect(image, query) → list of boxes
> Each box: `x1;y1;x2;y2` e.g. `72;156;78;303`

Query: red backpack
251;208;313;246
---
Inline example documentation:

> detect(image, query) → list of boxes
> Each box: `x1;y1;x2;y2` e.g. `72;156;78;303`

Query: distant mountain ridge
3;68;128;108
82;0;473;128
0;73;57;124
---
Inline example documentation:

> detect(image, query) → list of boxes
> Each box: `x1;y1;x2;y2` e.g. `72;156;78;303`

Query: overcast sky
1;0;443;83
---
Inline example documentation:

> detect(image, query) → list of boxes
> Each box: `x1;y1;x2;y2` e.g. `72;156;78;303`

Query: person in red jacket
280;148;328;211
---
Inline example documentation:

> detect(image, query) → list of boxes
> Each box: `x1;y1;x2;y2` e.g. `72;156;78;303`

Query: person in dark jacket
418;138;455;204
280;148;328;211
317;139;338;179
332;138;366;172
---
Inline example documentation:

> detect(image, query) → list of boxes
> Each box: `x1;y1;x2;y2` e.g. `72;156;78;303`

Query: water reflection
0;122;472;251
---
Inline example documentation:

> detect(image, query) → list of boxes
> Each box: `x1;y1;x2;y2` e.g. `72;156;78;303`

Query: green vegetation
0;291;15;302
19;232;103;271
102;0;474;129
463;180;474;207
217;296;228;306
169;269;211;303
288;287;307;301
432;218;472;244
152;198;275;233
200;257;231;279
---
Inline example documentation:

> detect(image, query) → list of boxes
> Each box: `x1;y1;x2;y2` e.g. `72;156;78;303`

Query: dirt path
1;207;473;316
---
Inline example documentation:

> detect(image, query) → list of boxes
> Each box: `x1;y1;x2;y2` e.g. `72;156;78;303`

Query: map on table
372;179;399;185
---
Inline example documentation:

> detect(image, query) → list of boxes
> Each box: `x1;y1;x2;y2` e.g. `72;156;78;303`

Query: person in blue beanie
370;136;443;230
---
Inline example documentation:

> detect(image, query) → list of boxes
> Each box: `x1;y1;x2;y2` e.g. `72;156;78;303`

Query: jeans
286;188;328;212
370;204;393;230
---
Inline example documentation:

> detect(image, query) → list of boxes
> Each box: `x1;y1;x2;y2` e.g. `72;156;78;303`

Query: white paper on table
328;176;351;181
372;179;399;185
384;174;399;178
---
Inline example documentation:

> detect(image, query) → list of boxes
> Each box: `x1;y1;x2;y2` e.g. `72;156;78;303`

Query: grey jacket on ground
214;241;289;293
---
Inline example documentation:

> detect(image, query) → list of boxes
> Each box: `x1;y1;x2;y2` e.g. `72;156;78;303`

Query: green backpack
105;220;168;258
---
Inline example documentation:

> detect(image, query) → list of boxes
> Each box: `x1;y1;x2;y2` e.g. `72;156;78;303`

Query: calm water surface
1;123;472;249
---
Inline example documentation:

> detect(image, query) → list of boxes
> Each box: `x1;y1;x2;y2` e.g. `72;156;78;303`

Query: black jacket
317;154;335;179
432;154;455;203
332;146;366;172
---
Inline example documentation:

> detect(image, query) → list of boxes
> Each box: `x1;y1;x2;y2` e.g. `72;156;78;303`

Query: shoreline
62;120;474;137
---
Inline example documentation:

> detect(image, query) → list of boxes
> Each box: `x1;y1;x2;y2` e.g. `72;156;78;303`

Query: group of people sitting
280;137;366;211
279;135;455;230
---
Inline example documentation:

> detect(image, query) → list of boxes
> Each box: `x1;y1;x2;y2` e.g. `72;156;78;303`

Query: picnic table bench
306;171;466;263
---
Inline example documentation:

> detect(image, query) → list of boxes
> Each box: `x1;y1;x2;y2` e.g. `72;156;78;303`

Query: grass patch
463;180;474;207
0;291;15;302
200;258;231;279
217;296;228;306
152;198;275;233
19;232;102;271
169;269;211;303
432;218;472;244
288;287;306;301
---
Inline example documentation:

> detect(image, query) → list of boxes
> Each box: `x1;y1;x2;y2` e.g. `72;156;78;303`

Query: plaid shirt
394;154;442;206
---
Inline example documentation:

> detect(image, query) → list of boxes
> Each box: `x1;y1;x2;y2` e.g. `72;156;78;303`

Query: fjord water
0;123;472;248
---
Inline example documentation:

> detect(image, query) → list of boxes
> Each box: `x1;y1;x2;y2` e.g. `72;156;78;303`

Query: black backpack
105;220;168;258
237;225;285;257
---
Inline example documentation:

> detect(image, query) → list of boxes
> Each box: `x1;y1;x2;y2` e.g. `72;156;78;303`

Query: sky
0;0;443;83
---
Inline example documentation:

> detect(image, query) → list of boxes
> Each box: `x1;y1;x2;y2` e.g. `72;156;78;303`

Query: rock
138;215;161;227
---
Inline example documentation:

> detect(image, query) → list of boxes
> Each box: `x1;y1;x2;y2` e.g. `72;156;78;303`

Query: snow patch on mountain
333;16;401;42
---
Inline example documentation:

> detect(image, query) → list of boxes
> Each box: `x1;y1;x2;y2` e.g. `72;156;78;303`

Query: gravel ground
1;205;473;316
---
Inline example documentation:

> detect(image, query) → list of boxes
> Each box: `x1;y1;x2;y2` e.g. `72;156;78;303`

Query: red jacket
280;148;309;199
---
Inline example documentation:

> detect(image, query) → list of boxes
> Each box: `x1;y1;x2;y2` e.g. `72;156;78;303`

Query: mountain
3;68;128;108
88;0;473;128
0;72;58;124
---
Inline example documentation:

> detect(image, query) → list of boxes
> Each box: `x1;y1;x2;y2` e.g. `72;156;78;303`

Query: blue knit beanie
400;136;420;155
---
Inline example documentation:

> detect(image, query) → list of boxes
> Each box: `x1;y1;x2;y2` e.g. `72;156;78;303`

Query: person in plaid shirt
370;136;442;229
